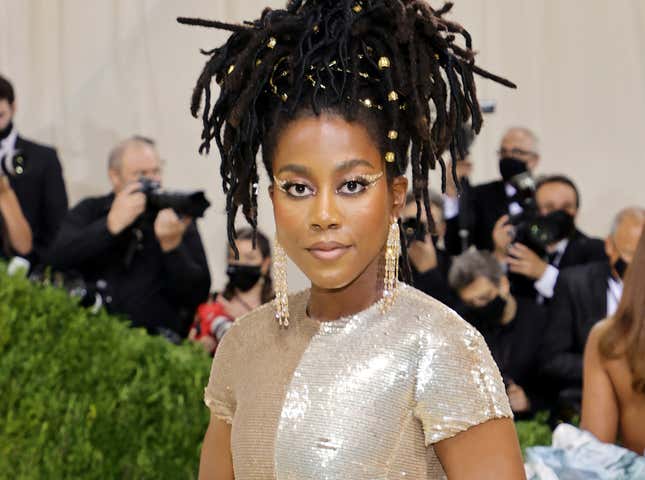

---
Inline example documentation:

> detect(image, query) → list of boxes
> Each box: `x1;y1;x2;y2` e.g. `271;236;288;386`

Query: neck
235;280;264;307
500;295;517;326
307;252;383;322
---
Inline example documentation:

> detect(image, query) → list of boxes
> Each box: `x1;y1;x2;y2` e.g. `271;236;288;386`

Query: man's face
605;215;644;269
458;275;508;308
0;99;15;132
536;181;578;218
498;129;539;171
109;143;162;193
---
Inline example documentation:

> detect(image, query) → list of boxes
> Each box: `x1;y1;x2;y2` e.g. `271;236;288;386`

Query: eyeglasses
497;147;538;159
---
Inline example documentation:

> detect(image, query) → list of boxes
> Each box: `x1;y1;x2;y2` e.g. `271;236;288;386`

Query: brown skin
200;115;525;479
494;181;579;280
106;142;190;252
582;320;645;454
457;275;529;414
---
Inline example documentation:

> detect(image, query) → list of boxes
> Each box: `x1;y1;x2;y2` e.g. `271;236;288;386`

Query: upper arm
199;414;234;480
580;322;619;443
434;418;525;479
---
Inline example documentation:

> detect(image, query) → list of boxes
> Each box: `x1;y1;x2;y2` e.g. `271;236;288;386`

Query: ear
261;256;271;275
268;184;275;204
10;101;17;117
604;236;615;260
390;176;408;219
108;168;121;191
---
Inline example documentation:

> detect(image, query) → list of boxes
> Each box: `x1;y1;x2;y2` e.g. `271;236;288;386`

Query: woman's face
228;239;270;275
269;114;407;290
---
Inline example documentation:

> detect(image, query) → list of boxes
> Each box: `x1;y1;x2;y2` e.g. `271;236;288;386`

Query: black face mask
0;121;13;141
226;264;262;292
613;257;629;280
467;296;507;329
499;157;528;183
542;210;576;243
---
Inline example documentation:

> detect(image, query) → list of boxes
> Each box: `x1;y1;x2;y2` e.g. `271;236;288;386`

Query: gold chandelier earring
272;236;290;328
382;219;401;312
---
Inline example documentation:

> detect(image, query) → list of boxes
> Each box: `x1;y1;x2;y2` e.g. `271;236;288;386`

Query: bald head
606;207;645;273
107;136;162;193
499;127;540;171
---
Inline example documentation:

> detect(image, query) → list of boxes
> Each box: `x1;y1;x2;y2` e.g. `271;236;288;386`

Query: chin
299;265;359;291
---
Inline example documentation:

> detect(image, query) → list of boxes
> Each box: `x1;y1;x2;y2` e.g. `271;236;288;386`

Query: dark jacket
411;249;463;312
510;229;607;300
541;261;610;389
466;297;550;418
445;179;508;254
8;136;68;264
48;194;211;337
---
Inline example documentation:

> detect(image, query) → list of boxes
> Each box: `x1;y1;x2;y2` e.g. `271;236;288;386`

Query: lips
306;241;351;261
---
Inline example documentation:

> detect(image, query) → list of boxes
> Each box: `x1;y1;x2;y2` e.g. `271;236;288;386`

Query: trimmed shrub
0;267;211;479
516;412;553;454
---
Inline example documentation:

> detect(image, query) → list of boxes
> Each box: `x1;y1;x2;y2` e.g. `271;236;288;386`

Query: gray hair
503;126;539;154
610;207;645;237
448;248;504;292
107;135;156;171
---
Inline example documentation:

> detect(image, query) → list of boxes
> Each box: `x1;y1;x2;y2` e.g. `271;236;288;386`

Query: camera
67;278;112;314
0;150;26;177
501;160;574;256
402;217;428;245
139;177;211;218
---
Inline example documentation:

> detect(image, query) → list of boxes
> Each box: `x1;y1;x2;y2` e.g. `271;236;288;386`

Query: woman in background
190;228;272;354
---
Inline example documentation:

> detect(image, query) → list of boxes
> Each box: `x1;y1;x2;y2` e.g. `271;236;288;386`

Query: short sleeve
204;328;240;424
413;320;512;445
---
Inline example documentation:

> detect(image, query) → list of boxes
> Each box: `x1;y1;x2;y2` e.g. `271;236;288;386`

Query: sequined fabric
205;283;512;479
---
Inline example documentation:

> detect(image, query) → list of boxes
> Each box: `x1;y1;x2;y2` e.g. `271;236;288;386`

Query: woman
180;1;524;478
582;224;645;454
191;228;273;353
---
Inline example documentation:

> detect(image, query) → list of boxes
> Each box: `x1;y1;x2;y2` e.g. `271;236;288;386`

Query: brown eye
284;182;314;198
338;180;368;195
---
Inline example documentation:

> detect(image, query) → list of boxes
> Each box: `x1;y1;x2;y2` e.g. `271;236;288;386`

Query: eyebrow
276;158;375;176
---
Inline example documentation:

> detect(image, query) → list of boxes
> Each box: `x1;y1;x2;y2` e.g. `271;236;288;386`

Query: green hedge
516;412;553;454
0;268;212;479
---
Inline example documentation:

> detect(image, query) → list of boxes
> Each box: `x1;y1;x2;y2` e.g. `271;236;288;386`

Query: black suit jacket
510;230;607;300
541;261;610;389
8;136;68;264
445;179;508;254
48;194;211;337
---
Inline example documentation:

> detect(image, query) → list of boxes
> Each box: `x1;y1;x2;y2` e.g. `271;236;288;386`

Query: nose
310;187;341;231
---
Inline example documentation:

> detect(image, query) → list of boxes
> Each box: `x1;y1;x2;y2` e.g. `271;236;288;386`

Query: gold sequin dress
205;283;512;479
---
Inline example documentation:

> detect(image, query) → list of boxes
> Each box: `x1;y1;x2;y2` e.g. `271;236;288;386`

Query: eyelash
277;176;379;199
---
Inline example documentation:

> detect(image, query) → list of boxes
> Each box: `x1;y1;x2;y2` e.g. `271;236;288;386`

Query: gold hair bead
388;130;398;140
352;4;363;13
281;93;288;102
378;56;391;70
256;59;262;66
227;64;235;74
267;37;277;49
385;152;395;163
388;90;399;102
313;24;320;33
361;98;373;108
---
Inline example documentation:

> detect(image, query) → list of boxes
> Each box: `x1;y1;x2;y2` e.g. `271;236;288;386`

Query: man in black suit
0;75;68;266
493;175;606;302
541;207;645;408
49;136;211;340
444;126;540;254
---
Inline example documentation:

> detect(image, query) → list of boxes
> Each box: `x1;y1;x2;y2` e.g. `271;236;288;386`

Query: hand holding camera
106;182;147;235
154;208;191;252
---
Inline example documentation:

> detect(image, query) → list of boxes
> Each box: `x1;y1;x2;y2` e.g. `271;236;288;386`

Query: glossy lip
306;241;351;261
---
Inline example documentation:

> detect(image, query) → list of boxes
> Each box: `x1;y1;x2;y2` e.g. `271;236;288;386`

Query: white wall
1;0;643;292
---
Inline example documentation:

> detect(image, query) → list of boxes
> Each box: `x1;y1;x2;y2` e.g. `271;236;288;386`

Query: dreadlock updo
179;0;514;259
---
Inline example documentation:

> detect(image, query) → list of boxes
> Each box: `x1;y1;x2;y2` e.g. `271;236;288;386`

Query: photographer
444;126;540;254
400;190;461;309
48;136;211;340
0;75;68;266
493;175;606;302
449;249;550;418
